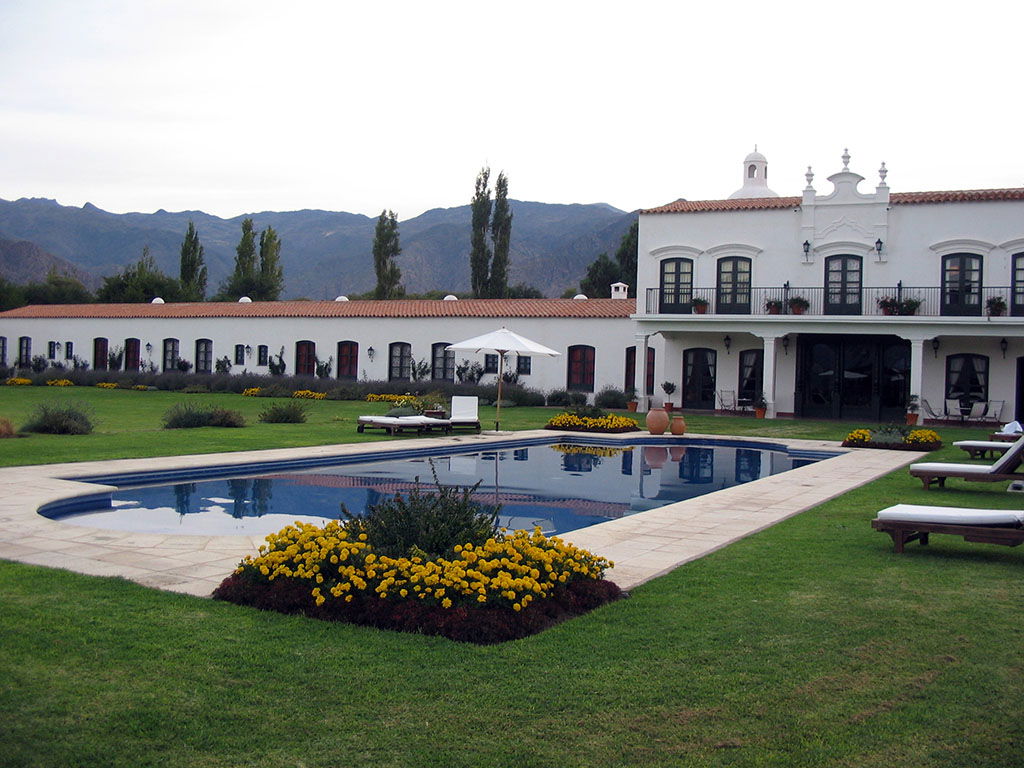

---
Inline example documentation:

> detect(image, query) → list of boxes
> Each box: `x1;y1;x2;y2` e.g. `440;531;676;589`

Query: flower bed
242;387;261;397
214;521;620;643
5;377;32;386
292;389;326;400
46;379;74;387
95;382;118;389
544;412;639;433
842;427;942;451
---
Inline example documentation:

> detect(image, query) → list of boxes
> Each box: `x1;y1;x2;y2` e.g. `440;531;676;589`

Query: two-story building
634;149;1024;422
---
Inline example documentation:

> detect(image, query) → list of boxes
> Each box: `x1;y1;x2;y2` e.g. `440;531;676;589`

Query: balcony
644;285;1019;318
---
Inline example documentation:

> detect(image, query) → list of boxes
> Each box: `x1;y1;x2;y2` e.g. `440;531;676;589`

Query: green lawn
0;387;1021;767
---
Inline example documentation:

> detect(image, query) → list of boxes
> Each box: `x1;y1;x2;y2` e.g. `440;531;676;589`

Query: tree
256;226;284;300
614;220;639;293
577;218;639;297
96;248;182;303
0;276;26;310
469;168;493;298
178;221;207;301
217;218;258;300
488;172;512;298
22;269;91;305
372;210;403;299
506;283;543;299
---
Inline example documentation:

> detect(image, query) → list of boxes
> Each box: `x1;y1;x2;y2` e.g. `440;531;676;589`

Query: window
716;257;751;314
624;346;655;395
945;354;988;405
941;253;982;316
484;354;499;374
257;345;269;366
18;336;31;367
748;164;756;179
234;344;246;365
389;342;411;381
567;345;595;392
1013;253;1024;316
337;341;358;379
124;338;141;371
737;350;764;407
516;355;532;376
163;338;179;372
93;338;108;371
431;342;455;381
48;341;58;359
683;348;717;409
824;255;862;315
295;341;316;376
64;341;73;360
659;258;694;313
195;339;213;374
0;337;6;367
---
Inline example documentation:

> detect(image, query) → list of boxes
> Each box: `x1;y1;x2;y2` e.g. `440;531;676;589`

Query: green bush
570;404;606;420
594;386;628;409
340;475;500;560
163;402;245;429
258;401;307;423
384;406;419;417
568;392;588;406
208;407;246;428
546;390;572;407
21;401;94;435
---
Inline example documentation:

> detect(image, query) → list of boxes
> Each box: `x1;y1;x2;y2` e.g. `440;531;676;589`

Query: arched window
945;354;988;405
748;164;757;179
431;342;455;381
389;342;412;381
162;338;180;372
716;257;751;314
337;341;358;380
17;336;31;368
1012;253;1024;316
624;346;655;395
257;345;269;366
659;258;693;314
195;339;213;374
941;253;982;316
295;340;316;376
93;338;108;371
824;255;862;315
124;338;141;371
737;349;763;407
683;348;717;409
0;337;6;367
567;345;595;392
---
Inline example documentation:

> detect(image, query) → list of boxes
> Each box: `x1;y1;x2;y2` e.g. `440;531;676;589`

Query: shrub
546;390;572;407
906;428;942;447
0;418;15;438
568;392;588;406
594;387;628;409
30;355;49;373
176;358;193;373
163;402;245;429
570;404;606;419
208;407;246;428
504;386;546;407
22;401;94;435
258;401;307;424
214;356;232;374
180;384;210;394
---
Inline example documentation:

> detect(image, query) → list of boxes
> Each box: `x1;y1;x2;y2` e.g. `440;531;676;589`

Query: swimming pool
42;437;835;537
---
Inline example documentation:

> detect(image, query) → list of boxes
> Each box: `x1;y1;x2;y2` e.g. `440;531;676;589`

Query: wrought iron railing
644;284;1018;318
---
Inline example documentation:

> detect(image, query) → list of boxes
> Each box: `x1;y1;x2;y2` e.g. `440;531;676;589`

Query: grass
0;386;1021;766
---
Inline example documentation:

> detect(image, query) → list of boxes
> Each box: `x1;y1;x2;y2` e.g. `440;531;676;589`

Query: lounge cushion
877;504;1024;526
908;463;998;476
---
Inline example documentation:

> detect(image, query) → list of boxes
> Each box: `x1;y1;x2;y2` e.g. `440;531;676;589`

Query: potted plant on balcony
788;296;810;315
906;394;920;426
986;295;1007;317
661;381;677;411
876;296;900;315
765;298;784;315
692;297;709;314
753;392;767;419
899;297;922;316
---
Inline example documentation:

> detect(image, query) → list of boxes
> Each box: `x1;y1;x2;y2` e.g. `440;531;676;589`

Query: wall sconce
54;341;62;351
145;342;153;356
244;344;252;358
931;338;940;358
781;335;790;355
367;346;375;361
1000;337;1008;359
874;238;884;261
802;240;811;262
723;335;732;355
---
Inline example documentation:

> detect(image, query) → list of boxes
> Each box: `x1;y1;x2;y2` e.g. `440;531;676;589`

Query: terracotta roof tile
0;298;636;320
642;187;1024;214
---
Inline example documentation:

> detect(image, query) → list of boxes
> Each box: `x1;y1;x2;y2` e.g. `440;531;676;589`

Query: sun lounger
909;436;1024;489
449;396;481;432
872;504;1024;552
953;440;1012;459
356;415;451;436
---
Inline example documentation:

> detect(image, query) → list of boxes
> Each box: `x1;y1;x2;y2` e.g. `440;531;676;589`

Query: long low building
0;291;665;399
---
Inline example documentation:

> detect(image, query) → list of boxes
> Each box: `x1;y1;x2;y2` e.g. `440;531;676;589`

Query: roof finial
878;161;888;186
754;143;757;152
841;148;851;170
805;166;815;190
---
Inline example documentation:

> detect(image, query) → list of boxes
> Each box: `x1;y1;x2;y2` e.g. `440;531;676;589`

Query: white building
0;292;666;400
633;149;1024;422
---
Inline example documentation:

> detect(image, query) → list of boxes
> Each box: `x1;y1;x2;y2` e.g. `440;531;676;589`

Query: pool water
44;439;829;537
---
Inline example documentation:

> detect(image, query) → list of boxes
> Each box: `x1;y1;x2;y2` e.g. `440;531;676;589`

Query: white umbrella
447;327;560;431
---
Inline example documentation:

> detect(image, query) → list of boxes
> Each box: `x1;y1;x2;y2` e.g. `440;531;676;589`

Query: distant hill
0;198;637;298
0;234;99;289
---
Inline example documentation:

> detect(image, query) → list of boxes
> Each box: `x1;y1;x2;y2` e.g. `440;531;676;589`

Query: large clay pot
643;446;668;469
905;412;919;426
646;407;669;435
626;401;638;412
669;446;687;462
670;414;687;435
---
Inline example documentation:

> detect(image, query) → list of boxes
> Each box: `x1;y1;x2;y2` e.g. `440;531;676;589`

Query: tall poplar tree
469;167;493;298
488;172;512;298
217;218;259;300
178;220;207;301
372;209;403;299
257;225;284;300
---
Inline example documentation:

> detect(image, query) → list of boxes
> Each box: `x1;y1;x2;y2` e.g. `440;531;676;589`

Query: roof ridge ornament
878;161;888;187
842;148;851;171
805;166;815;190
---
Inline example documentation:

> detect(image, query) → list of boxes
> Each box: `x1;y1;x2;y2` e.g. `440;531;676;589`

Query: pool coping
0;430;925;595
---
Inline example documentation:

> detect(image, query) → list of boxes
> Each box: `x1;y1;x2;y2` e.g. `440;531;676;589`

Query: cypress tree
469;168;492;298
257;225;284;300
178;221;207;301
488;172;512;298
372;209;403;299
217;218;259;300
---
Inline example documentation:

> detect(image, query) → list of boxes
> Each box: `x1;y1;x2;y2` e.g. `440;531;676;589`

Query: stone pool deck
0;431;924;596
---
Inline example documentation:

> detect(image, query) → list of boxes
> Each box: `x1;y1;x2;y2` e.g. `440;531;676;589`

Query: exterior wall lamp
874;238;884;262
781;335;790;355
802;240;811;262
367;346;375;361
723;335;731;354
1000;337;1008;359
145;342;153;356
244;344;252;358
931;338;940;358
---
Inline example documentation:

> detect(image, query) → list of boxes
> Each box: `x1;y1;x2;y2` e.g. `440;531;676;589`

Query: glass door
824;255;862;315
941;253;982;316
682;348;717;409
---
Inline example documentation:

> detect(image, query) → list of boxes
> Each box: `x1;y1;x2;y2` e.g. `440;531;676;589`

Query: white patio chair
717;390;737;412
449;396;481;432
945;398;965;423
981;401;1005;424
920;398;944;421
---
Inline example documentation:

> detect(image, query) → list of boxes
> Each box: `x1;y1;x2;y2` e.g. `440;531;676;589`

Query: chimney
610;282;629;300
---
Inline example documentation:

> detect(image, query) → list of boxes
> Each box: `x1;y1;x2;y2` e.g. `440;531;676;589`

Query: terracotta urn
670;414;687;435
669;446;687;462
643;446;668;469
645;407;669;435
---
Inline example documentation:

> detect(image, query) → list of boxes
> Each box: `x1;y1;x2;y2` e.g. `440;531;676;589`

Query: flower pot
664;402;674;412
754;407;767;419
767;306;781;315
790;307;806;315
881;308;895;316
693;305;708;315
670;414;687;435
626;401;638;412
645;407;669;435
905;413;919;426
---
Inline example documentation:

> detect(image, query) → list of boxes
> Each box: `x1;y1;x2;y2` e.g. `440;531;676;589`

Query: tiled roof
641;187;1024;214
0;298;636;320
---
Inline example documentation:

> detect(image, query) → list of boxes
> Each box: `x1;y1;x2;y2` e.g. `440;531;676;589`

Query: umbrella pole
495;352;504;431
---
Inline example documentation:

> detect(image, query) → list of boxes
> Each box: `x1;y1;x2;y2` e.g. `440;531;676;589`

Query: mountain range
0;197;636;299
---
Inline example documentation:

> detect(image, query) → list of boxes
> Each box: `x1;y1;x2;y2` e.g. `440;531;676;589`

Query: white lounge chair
909;435;1024;489
356;415;451;436
449;396;481;432
872;504;1024;552
953;440;1012;459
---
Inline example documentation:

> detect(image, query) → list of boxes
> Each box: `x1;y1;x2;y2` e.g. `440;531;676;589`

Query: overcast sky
1;0;1021;221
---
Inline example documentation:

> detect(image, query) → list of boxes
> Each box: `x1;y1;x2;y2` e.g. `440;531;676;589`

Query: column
908;337;925;408
636;333;651;412
762;335;778;418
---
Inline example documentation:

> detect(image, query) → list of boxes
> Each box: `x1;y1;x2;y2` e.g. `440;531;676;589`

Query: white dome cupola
728;146;779;199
